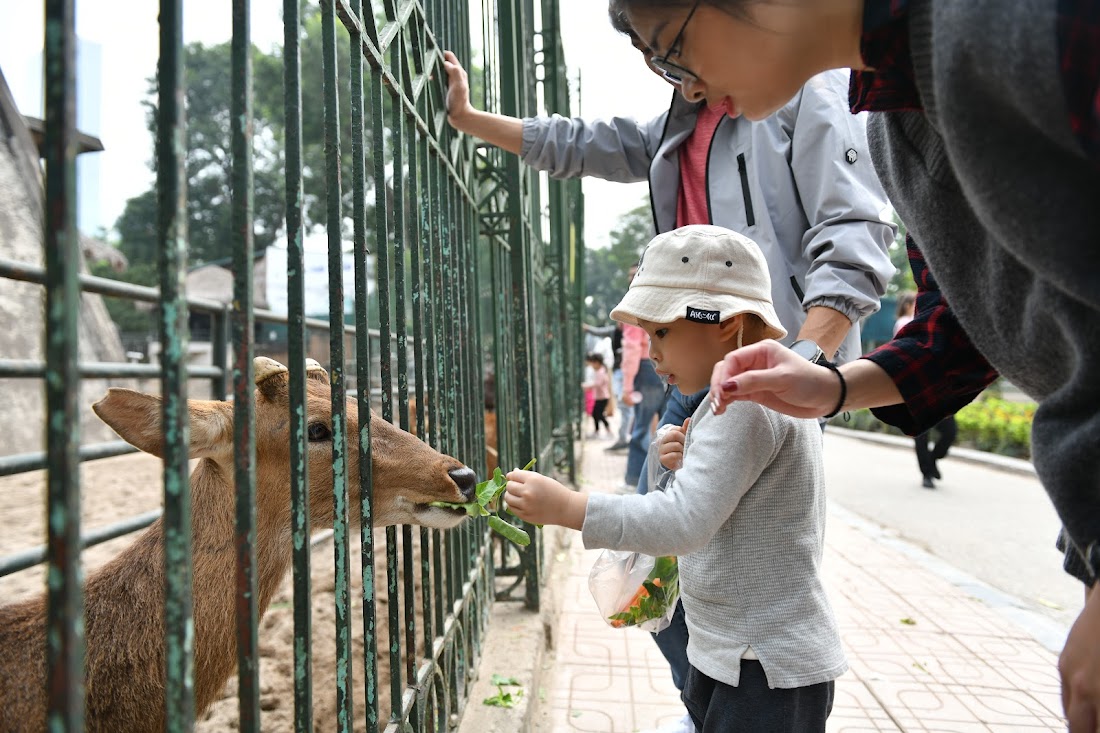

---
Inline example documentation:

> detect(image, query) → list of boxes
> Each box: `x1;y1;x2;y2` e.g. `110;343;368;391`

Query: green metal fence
1;0;584;729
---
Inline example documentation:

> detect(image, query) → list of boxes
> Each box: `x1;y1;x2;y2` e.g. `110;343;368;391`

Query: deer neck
186;458;293;710
69;458;294;727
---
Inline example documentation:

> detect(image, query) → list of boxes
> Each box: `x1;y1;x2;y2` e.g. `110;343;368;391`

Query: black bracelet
821;360;846;419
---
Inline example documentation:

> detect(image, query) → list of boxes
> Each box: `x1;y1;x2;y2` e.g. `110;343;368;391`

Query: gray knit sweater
582;400;846;689
865;0;1100;580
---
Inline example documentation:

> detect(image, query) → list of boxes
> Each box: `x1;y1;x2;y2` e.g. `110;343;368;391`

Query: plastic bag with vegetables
588;424;681;632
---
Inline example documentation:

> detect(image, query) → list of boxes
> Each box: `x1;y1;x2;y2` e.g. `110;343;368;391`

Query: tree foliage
115;3;391;269
89;260;158;335
886;209;916;297
584;201;653;324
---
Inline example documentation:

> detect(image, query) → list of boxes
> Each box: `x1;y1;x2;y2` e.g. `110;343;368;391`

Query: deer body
0;358;475;732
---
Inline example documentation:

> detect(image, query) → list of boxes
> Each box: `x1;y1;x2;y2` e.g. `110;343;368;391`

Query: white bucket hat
610;225;787;341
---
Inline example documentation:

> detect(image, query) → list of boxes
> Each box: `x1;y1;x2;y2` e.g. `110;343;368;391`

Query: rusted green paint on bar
153;0;196;728
282;0;314;728
230;0;261;728
386;522;402;718
389;39;420;694
498;0;541;611
409;125;436;658
348;0;380;729
321;2;354;730
42;0;84;728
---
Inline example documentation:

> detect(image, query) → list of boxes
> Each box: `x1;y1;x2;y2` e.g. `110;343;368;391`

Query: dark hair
608;7;634;36
895;291;917;318
609;0;755;25
585;352;605;366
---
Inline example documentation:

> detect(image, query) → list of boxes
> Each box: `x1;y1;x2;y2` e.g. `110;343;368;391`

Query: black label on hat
686;307;720;324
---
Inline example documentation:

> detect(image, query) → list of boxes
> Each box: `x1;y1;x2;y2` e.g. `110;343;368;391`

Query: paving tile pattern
539;430;1066;732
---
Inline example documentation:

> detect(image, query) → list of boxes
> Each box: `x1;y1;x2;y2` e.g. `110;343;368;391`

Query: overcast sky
0;0;670;249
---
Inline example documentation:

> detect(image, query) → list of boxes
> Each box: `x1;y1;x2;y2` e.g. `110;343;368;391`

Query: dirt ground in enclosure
0;452;445;732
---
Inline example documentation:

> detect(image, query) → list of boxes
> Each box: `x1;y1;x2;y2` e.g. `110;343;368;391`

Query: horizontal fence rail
0;0;584;731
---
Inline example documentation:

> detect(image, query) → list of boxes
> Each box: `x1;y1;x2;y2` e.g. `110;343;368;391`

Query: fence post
155;0;196;728
42;0;84;728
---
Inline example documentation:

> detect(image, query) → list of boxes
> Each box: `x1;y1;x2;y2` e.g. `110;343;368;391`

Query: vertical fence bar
541;0;577;482
363;17;403;720
230;0;260;728
388;35;420;706
496;0;541;610
156;0;195;728
424;148;447;647
348;1;380;730
282;0;313;728
409;81;435;665
42;0;83;728
320;2;354;730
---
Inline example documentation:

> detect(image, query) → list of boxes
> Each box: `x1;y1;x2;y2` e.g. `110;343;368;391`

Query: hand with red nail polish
708;341;840;418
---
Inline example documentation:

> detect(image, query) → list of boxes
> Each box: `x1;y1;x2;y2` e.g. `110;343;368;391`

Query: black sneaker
604;440;629;452
922;476;935;489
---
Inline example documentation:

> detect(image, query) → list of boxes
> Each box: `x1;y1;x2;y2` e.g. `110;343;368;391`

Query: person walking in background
893;292;916;335
586;319;635;452
583;352;613;438
582;358;597;426
895;292;956;489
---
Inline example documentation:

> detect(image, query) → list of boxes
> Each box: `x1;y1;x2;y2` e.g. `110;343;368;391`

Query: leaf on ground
899;617;917;626
482;692;516;708
490;674;522;686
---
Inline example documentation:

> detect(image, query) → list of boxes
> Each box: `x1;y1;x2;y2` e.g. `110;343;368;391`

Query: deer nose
448;467;477;501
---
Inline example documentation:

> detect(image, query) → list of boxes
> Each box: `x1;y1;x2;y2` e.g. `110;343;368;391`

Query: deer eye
307;423;332;442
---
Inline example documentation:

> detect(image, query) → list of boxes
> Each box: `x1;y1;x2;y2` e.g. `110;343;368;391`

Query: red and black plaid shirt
848;0;1099;434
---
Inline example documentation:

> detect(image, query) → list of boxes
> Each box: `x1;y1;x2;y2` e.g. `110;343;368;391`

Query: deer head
91;357;477;530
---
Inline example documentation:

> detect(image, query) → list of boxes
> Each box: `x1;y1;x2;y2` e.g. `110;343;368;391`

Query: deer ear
92;388;232;459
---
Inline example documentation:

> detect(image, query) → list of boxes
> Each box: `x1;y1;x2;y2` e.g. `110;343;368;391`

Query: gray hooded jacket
521;69;896;364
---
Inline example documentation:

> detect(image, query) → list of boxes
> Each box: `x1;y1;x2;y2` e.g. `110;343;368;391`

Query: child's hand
504;470;586;531
658;418;690;470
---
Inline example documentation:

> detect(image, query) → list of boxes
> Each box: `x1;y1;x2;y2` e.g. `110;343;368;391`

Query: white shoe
638;713;695;733
615;481;638;494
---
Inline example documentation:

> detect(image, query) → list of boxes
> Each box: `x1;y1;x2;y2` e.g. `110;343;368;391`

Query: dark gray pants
682;661;834;732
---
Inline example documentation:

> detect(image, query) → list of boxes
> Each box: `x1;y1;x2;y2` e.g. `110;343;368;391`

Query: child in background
583;352;613;438
583;359;597;426
505;225;845;731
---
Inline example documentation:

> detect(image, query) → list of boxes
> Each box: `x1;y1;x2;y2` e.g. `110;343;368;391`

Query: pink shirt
587;367;611;400
620;323;650;393
676;104;725;227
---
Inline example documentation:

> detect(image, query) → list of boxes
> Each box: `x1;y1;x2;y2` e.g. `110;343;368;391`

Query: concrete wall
0;69;133;457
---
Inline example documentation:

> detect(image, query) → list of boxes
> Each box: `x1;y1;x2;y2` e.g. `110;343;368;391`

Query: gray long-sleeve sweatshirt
581;399;846;689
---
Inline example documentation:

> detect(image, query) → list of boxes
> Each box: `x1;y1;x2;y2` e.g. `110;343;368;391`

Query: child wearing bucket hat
505;225;845;731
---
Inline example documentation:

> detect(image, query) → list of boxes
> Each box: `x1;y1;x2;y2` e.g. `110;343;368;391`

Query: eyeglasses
648;1;701;86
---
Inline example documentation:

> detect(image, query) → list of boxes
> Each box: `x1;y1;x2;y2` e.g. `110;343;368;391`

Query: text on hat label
686;307;721;323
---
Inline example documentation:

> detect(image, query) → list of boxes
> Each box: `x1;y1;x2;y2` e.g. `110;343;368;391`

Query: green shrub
831;394;1035;460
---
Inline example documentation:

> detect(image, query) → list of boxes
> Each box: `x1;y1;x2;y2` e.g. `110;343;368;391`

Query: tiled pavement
539;431;1068;732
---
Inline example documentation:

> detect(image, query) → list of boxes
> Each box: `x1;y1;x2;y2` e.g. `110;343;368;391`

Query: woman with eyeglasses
609;1;1100;730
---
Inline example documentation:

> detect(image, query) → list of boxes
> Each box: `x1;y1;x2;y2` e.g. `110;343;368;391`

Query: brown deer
0;357;477;732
